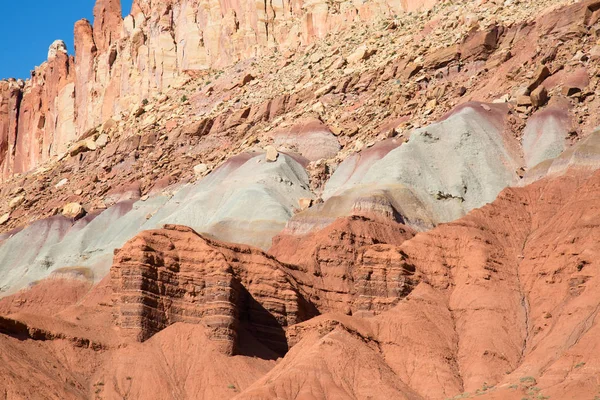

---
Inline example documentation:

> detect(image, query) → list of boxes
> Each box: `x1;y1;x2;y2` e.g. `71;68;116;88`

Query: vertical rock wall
0;0;436;180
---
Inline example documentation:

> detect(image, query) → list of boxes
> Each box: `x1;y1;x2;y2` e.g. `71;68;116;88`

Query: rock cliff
111;224;314;354
0;0;436;181
2;0;600;398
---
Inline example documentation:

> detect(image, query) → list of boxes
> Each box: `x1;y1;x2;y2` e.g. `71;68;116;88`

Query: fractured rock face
0;42;76;179
111;224;315;355
271;216;418;315
0;0;442;182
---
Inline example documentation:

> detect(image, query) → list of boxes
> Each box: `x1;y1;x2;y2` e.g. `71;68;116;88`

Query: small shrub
577;261;588;271
40;257;53;270
575;362;586;368
142;98;149;106
181;95;188;102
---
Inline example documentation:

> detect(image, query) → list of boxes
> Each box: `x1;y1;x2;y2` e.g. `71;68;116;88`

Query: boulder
193;163;208;176
69;139;97;157
265;146;279;162
9;196;25;211
424;45;459;69
55;178;68;188
298;198;313;211
95;133;110;148
347;45;375;64
530;85;549;107
527;65;551;92
240;74;255;86
0;213;9;225
517;95;533;106
460;25;499;61
62;203;86;220
181;118;214;137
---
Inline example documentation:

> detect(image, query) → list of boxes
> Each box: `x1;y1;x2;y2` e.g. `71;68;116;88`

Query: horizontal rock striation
271;215;418;315
111;218;423;352
111;224;315;355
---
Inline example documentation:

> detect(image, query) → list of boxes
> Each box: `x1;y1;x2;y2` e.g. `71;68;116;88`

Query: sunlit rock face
0;0;436;182
0;40;76;179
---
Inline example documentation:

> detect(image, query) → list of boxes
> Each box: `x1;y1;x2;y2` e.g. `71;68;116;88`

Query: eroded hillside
2;0;600;399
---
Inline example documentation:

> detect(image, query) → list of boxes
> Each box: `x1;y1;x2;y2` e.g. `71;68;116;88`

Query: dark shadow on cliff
235;286;319;361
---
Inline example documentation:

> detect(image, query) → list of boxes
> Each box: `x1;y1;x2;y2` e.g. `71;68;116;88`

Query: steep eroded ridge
111;224;314;355
2;0;600;398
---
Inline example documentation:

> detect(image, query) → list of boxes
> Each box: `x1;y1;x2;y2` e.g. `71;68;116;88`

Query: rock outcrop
289;102;524;235
4;166;600;399
0;45;76;180
3;0;600;398
0;0;439;182
271;216;417;314
111;224;315;354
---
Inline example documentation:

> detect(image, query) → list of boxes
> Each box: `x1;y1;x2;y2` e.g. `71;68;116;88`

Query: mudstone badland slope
2;0;600;399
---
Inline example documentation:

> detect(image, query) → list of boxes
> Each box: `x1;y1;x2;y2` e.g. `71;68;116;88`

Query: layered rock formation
2;0;600;398
288;102;524;235
271;215;418;314
111;224;313;354
4;164;600;399
0;151;314;296
0;0;438;182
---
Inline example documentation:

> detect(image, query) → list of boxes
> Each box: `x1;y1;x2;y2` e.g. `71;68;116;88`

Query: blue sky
0;0;132;80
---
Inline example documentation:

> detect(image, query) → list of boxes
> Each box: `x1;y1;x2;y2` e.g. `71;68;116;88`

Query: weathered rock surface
3;0;600;399
523;127;600;184
111;224;314;354
0;152;313;296
4;167;600;399
290;102;523;235
522;106;571;169
0;0;439;181
271;216;417;314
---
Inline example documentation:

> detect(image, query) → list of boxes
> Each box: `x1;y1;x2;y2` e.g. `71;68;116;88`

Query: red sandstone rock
111;224;315;354
2;0;600;399
93;0;122;52
270;216;416;314
460;25;500;61
2;170;600;398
